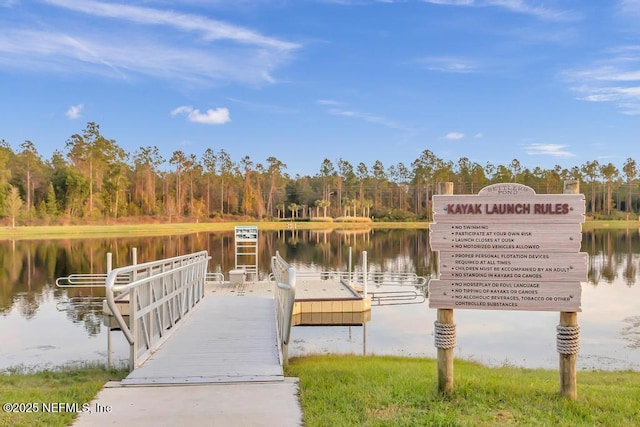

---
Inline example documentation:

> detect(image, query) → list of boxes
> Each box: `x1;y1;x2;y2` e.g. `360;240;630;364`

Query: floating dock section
105;274;372;327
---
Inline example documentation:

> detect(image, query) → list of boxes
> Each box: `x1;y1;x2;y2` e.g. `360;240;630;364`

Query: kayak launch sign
428;183;587;312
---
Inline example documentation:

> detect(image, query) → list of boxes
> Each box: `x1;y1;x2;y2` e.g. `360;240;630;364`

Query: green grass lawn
2;356;638;426
0;365;128;427
286;355;640;427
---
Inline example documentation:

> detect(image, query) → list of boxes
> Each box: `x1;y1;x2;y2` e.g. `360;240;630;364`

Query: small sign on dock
235;225;259;279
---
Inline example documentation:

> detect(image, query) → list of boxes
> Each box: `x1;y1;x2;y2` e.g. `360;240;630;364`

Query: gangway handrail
282;269;426;287
56;273;132;288
369;290;426;306
105;250;210;369
206;272;225;284
349;271;427;287
271;251;296;365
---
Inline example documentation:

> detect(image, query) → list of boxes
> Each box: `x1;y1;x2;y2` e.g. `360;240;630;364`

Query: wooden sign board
428;279;581;312
428;183;587;312
437;252;587;282
430;223;582;253
432;183;585;224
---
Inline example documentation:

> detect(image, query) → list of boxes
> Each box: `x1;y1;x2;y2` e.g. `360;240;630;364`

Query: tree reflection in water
0;228;638;338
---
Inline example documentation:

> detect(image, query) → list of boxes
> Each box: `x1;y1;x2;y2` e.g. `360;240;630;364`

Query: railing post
106;251;208;370
436;181;455;394
271;252;296;368
106;252;113;368
348;247;353;284
129;286;136;371
362;251;368;298
560;180;580;400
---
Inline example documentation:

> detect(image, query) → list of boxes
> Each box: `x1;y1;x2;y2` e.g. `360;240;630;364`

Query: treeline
1;122;639;225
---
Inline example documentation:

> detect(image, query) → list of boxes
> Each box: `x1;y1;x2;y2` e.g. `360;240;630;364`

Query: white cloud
66;104;84;119
171;106;231;125
445;132;465;140
424;0;473;5
417;56;478;73
0;1;299;86
317;99;342;106
422;0;579;21
474;132;483;138
43;0;298;51
619;0;640;15
525;143;575;158
328;108;405;130
565;47;640;115
0;28;292;85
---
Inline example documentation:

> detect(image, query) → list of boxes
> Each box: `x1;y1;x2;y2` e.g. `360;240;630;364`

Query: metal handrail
288;269;426;286
271;251;296;365
105;251;210;369
56;273;131;288
206;272;225;284
352;271;427;287
369;290;426;306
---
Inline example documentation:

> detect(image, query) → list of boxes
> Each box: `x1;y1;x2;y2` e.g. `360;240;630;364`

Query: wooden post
437;308;454;393
560;180;579;399
436;182;454;393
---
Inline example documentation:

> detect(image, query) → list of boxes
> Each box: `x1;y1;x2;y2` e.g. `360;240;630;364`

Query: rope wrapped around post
434;321;457;349
556;325;580;355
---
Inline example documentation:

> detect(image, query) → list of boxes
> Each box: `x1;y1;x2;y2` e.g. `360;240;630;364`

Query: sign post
559;180;581;399
435;182;455;394
429;181;586;398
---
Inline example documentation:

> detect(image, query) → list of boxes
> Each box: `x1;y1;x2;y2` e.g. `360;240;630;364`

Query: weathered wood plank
429;223;582;252
436;252;587;281
428;279;581;311
432;194;585;223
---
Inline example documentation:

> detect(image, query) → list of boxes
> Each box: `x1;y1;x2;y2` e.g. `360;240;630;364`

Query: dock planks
122;295;283;385
120;277;369;386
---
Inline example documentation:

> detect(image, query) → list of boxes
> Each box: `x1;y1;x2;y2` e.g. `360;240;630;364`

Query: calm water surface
0;228;638;371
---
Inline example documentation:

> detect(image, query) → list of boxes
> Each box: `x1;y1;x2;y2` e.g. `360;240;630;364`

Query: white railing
345;270;427;306
271;251;296;366
56;251;132;288
354;271;427;287
105;251;210;370
206;272;225;284
56;273;131;288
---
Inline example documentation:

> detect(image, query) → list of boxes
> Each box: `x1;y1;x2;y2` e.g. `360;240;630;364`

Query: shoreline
0;219;635;240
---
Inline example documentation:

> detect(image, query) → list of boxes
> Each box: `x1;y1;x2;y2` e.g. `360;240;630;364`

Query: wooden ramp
122;296;283;386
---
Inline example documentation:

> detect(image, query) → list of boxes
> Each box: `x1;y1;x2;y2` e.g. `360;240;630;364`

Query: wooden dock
115;277;371;385
207;276;372;326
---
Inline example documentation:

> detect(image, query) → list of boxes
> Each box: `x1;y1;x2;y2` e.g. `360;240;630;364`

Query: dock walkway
123;295;283;385
73;282;303;426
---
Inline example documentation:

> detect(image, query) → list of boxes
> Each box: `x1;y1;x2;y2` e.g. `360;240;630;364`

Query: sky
1;0;639;177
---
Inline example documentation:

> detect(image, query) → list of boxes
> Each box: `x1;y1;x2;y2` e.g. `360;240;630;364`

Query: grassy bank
0;220;425;240
2;356;638;426
286;355;640;427
0;365;128;427
0;220;636;240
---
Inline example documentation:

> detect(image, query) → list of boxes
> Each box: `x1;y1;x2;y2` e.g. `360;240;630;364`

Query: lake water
0;228;638;372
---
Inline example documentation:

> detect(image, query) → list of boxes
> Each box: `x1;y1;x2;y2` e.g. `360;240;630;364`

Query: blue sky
1;0;639;177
